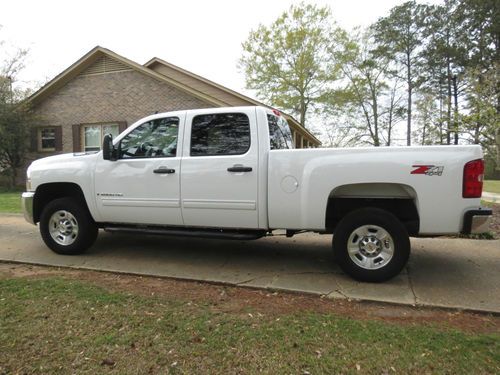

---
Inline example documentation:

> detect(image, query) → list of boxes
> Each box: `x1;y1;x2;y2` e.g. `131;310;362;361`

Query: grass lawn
0;190;22;213
484;180;500;194
0;276;498;374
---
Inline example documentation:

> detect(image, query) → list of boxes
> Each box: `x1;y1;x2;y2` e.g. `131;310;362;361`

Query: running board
103;225;266;240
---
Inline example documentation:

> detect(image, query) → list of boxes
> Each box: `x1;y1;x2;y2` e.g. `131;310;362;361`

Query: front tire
333;208;410;282
40;198;98;255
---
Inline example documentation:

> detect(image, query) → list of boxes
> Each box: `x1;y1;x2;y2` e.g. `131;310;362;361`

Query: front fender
28;153;101;222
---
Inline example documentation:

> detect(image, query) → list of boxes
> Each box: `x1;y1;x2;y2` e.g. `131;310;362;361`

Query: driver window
119;117;179;159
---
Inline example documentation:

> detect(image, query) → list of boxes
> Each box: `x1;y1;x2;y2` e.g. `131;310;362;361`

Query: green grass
0;190;22;213
484;180;500;194
0;277;498;374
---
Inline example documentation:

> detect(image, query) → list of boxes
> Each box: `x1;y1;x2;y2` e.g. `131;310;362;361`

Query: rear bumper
21;192;35;225
462;208;493;234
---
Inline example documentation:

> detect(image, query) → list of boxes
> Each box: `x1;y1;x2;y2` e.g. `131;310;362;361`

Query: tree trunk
474;89;481;145
452;75;459;145
496;71;500;171
406;56;412;146
9;167;17;190
445;30;452;145
438;87;444;145
474;123;481;144
422;121;427;146
299;96;307;128
446;71;452;145
387;105;393;146
495;127;500;171
372;87;380;147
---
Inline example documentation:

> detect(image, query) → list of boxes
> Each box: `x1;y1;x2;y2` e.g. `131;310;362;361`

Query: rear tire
333;207;410;282
40;197;98;255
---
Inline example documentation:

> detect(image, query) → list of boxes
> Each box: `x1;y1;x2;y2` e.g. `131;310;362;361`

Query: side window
119;117;179;159
279;117;293;148
190;113;250;156
267;115;288;150
267;114;292;150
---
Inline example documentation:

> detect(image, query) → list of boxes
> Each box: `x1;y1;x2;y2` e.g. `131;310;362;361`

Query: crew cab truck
22;106;492;282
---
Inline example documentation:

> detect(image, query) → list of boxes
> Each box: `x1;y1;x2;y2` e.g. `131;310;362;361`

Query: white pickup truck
22;106;492;282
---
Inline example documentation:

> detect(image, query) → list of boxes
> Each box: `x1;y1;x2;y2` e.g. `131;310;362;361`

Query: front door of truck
180;108;259;228
94;115;184;225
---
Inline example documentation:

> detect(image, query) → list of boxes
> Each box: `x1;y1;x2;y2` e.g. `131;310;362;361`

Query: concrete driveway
483;191;500;203
0;214;499;313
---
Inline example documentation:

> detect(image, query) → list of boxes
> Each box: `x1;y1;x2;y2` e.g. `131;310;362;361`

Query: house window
82;124;119;152
38;128;56;151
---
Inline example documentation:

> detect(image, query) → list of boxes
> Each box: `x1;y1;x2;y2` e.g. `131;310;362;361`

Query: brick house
28;46;320;159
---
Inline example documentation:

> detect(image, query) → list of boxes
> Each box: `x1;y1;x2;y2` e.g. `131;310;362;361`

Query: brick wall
33;70;212;154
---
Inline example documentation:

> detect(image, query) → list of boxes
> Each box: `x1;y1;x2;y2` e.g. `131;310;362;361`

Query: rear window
267;114;293;150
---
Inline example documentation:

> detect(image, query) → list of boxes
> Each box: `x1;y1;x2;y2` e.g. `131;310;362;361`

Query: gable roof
28;46;226;107
28;46;321;145
145;57;265;107
144;57;321;145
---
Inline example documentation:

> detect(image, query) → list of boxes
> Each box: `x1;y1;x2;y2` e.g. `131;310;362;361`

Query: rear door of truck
180;107;259;228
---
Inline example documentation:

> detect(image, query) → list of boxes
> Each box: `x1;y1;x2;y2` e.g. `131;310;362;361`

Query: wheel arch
325;183;420;236
33;182;92;224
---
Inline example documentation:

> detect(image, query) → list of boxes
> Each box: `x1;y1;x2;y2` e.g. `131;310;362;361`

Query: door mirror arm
102;134;118;161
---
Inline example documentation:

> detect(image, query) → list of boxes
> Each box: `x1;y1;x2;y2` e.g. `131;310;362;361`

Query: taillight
463;159;484;198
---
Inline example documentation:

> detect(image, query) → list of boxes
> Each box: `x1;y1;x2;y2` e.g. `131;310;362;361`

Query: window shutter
118;122;127;134
30;128;38;152
54;126;63;151
72;124;81;152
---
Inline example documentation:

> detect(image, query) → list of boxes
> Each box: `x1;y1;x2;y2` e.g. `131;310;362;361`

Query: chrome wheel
48;210;79;246
347;225;394;270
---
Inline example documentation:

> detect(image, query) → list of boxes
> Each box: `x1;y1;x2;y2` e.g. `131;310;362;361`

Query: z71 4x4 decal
411;165;444;176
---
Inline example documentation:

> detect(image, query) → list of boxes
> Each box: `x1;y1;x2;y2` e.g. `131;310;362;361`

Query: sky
1;0;441;97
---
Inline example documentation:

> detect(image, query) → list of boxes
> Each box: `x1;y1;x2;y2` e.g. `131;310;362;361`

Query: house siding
33;69;211;154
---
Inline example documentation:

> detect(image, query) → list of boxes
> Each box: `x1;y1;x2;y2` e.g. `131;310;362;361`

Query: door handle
227;166;252;173
153;167;175;174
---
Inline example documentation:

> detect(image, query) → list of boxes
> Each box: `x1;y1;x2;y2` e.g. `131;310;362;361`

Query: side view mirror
102;134;117;161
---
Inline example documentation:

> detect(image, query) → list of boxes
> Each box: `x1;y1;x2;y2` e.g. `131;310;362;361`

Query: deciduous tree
0;32;36;188
328;30;405;146
239;3;342;128
373;1;427;146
